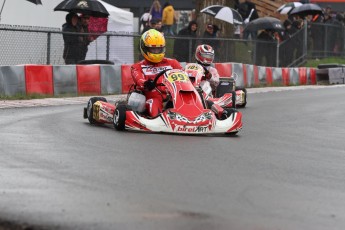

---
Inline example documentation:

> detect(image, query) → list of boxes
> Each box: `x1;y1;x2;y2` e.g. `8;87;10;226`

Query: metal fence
0;22;344;67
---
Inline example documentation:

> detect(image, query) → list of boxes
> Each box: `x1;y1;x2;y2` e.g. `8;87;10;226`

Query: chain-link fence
0;22;344;67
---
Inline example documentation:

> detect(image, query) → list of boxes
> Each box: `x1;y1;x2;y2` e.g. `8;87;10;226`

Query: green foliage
304;57;345;68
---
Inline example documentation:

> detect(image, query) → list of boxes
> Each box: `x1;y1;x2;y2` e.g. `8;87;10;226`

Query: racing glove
144;79;155;91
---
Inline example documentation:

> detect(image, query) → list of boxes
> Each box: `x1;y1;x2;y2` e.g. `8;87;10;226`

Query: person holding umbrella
62;12;83;64
79;14;94;62
238;0;259;39
256;29;277;66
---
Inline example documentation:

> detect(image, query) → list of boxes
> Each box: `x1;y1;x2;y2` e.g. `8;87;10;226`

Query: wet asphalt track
0;85;345;230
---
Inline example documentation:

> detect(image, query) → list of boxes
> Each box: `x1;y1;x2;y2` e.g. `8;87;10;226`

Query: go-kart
83;69;242;135
184;63;247;108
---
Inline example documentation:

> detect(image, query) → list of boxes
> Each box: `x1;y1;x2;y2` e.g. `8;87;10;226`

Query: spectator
162;1;175;36
149;0;162;21
292;19;304;59
142;19;158;34
79;14;94;62
238;0;259;39
324;13;338;55
140;11;152;34
282;19;296;40
62;12;82;64
173;20;198;62
280;19;297;66
333;13;344;55
256;29;276;66
325;5;333;18
310;13;324;57
202;24;220;52
153;19;163;33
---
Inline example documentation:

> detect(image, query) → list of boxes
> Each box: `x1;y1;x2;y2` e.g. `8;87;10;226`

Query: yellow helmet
140;29;165;63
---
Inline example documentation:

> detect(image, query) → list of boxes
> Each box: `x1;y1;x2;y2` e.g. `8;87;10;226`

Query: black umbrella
289;3;323;17
244;17;284;32
0;0;42;23
200;5;243;25
26;0;42;4
54;0;109;18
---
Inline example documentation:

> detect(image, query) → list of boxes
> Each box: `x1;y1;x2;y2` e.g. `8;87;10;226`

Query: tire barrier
76;65;101;95
0;63;318;97
0;65;26;96
101;64;122;95
53;65;78;95
120;64;134;94
25;65;54;96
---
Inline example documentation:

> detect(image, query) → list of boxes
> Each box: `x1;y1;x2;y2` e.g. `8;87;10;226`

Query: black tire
226;131;238;136
113;104;126;131
231;91;237;109
86;97;107;124
235;87;247;108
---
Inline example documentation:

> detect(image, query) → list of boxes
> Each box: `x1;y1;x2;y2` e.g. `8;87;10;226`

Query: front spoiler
124;110;242;135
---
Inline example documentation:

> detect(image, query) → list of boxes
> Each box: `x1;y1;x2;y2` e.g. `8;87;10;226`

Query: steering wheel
153;68;170;87
152;68;171;102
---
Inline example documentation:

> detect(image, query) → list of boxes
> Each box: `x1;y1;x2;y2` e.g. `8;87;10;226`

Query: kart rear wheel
231;91;237;109
86;97;107;124
235;87;247;108
113;104;126;131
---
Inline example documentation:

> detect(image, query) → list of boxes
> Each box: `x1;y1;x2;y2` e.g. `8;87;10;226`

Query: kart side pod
127;91;146;113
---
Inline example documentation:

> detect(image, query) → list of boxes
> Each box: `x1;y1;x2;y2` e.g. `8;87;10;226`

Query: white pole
0;0;7;23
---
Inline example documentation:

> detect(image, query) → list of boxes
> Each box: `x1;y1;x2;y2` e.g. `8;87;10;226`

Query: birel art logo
174;126;208;133
142;65;170;75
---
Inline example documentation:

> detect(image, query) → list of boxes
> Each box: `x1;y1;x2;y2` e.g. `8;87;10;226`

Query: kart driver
194;44;220;95
131;29;182;117
194;44;230;120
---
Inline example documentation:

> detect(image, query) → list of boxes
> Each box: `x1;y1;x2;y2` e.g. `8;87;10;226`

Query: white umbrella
201;5;243;25
277;2;303;14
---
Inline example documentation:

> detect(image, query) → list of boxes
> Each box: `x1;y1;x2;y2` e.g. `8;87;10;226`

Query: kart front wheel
113;104;126;131
85;97;107;124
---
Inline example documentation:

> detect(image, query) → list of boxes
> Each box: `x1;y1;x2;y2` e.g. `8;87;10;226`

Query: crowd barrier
0;63;317;96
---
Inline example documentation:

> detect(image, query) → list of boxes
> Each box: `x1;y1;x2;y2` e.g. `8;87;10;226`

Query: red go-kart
184;63;247;108
83;69;242;135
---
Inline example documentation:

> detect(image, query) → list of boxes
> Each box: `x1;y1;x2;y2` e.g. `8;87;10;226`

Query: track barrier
0;63;320;96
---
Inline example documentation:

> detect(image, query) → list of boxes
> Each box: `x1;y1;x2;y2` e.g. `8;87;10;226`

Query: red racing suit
203;65;220;94
131;58;182;117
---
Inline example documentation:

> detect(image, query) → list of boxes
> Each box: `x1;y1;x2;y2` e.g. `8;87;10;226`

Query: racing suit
200;65;229;119
203;65;220;95
131;57;182;117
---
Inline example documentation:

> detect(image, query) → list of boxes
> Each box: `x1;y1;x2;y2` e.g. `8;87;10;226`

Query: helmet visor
201;53;214;60
147;46;165;54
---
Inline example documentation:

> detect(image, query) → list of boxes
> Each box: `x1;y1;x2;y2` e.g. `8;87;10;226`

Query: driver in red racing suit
131;29;182;117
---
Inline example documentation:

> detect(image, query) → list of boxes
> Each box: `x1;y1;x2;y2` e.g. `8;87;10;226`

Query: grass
304;57;345;68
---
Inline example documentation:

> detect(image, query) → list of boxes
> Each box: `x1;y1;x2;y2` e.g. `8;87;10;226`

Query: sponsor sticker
167;72;189;83
174;125;208;133
142;65;171;75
